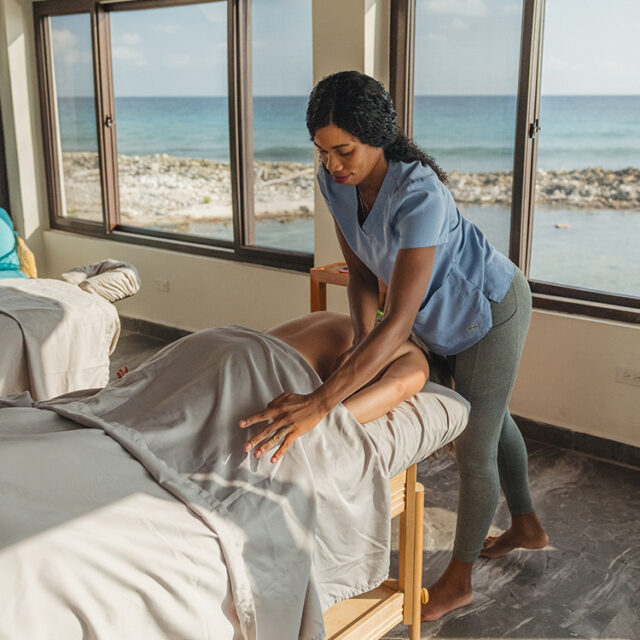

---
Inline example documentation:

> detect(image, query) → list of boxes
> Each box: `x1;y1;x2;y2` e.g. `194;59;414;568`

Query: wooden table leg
310;277;327;312
409;483;425;640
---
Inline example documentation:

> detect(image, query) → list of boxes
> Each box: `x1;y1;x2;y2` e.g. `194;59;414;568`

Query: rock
60;152;640;229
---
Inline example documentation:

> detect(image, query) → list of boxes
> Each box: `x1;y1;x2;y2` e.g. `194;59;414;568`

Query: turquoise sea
58;95;640;296
59;95;640;171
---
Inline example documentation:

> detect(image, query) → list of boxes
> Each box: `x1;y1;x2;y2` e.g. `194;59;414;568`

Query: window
110;2;233;242
412;0;523;256
34;0;313;271
251;0;314;254
391;0;639;323
529;0;640;299
50;13;102;223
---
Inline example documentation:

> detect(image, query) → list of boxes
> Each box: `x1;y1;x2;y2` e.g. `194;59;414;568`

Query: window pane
530;0;640;297
413;1;523;256
251;0;313;254
50;14;102;223
110;2;232;241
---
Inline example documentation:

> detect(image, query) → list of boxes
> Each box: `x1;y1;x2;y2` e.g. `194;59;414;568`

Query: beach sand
61;152;639;229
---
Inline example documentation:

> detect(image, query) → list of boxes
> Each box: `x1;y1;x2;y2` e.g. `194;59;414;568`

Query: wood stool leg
401;466;417;626
408;483;425;640
310;278;327;312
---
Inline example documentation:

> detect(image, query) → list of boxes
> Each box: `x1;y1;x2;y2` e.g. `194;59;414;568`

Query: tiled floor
112;330;640;640
390;444;640;639
109;329;171;380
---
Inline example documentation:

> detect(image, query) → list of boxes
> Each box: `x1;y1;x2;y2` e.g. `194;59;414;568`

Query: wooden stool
310;263;426;640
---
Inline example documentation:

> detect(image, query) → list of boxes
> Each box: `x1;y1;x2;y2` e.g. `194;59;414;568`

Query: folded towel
60;259;141;302
0;208;27;278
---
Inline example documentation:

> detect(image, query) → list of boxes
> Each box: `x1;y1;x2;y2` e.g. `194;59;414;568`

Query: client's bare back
268;312;354;380
268;312;429;423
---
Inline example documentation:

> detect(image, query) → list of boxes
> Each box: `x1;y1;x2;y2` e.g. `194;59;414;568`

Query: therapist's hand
239;392;329;463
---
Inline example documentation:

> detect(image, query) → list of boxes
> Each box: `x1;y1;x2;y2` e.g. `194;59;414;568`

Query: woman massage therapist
240;70;548;621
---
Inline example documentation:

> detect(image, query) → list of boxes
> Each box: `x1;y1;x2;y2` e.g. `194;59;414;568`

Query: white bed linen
0;327;468;640
0;410;242;640
0;278;120;401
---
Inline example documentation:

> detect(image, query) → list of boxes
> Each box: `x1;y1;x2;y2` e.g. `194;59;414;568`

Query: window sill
48;222;314;273
532;293;640;325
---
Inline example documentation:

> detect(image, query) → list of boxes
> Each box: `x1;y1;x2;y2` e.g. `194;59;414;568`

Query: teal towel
0;208;26;278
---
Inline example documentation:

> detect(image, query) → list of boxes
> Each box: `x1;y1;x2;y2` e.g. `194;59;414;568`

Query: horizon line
58;93;640;99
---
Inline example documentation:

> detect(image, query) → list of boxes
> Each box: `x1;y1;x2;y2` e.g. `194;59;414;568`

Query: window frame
389;0;640;324
33;0;313;272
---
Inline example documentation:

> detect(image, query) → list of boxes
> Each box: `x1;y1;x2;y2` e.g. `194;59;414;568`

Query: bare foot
480;512;548;559
421;558;473;622
421;583;473;622
117;365;129;379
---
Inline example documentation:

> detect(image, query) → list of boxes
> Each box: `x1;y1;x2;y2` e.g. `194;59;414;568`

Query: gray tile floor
112;330;640;640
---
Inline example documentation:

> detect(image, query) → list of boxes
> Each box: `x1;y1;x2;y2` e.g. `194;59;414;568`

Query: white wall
1;0;638;447
44;231;311;331
0;0;48;270
311;0;388;311
512;311;640;448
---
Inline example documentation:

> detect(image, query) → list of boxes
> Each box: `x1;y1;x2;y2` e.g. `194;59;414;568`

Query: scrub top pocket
412;268;492;356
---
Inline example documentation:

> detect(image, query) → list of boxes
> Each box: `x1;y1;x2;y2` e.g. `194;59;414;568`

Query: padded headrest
60;259;141;302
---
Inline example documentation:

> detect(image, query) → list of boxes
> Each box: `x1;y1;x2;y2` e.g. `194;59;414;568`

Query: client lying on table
117;311;430;444
0;312;467;640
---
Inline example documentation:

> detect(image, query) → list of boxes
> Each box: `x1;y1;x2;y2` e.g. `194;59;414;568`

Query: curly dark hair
306;70;447;184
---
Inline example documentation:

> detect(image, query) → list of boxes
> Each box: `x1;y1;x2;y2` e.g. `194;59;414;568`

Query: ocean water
458;203;640;297
57;95;639;296
414;95;640;172
58;95;640;171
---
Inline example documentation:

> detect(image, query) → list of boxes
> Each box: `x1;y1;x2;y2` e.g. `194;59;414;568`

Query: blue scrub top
317;160;515;356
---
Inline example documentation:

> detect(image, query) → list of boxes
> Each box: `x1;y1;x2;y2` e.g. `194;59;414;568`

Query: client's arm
248;313;429;458
343;346;428;424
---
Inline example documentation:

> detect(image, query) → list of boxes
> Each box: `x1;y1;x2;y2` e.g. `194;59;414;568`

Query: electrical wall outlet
616;366;640;387
154;278;170;293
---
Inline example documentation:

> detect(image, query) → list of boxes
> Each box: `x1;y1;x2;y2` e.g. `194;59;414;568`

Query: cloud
451;18;469;30
199;4;226;24
545;55;584;74
594;57;637;80
112;46;148;67
424;0;487;17
112;33;147;67
52;28;76;51
503;2;522;14
166;53;191;68
427;32;446;42
51;28;91;65
120;33;141;46
156;24;181;35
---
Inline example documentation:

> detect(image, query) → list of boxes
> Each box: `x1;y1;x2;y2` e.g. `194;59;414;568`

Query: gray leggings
448;267;534;563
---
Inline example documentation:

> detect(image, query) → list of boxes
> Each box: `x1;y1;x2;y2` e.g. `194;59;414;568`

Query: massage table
0;264;468;638
0;278;121;401
311;263;430;640
0;322;468;640
0;260;140;401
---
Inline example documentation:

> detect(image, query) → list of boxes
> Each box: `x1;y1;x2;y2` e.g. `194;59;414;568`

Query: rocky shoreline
62;152;639;227
448;166;640;210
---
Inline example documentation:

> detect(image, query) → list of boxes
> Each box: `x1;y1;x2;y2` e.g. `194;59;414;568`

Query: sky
51;0;312;97
415;0;640;95
51;0;639;97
